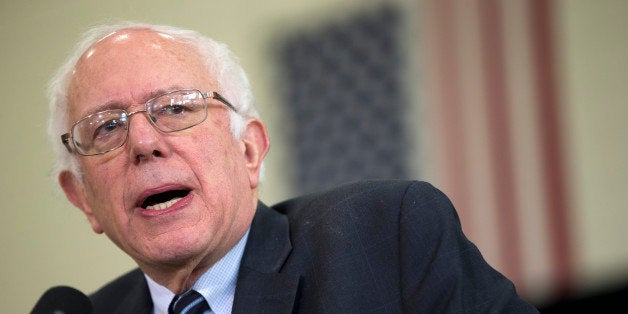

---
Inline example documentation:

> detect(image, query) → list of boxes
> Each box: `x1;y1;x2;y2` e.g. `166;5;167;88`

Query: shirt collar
145;229;250;314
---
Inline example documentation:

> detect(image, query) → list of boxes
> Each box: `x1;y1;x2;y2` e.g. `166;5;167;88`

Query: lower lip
136;192;193;218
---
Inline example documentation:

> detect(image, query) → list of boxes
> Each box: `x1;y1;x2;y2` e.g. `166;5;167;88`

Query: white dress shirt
145;229;250;314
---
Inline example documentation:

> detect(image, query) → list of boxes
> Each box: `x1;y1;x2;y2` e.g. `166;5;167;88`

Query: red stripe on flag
430;0;473;229
528;0;574;298
477;0;524;288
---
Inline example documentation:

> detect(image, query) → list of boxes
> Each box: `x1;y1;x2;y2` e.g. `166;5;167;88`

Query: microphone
31;286;93;314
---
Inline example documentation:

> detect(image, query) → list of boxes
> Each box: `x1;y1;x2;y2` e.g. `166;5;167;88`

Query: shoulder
274;180;444;210
90;268;151;314
272;180;453;224
270;180;455;243
262;180;463;310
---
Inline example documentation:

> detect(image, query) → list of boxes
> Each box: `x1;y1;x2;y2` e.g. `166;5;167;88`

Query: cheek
184;123;239;166
183;129;249;200
80;162;127;213
84;177;122;212
80;151;128;177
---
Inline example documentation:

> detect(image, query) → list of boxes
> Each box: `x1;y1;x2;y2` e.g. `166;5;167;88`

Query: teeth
145;197;183;210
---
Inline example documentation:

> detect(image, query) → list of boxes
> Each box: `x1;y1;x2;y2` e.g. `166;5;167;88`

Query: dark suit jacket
90;180;538;313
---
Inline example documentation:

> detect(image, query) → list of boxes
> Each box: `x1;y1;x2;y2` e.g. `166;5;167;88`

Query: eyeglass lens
71;90;208;155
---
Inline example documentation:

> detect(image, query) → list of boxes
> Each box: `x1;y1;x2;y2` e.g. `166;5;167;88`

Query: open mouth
140;189;190;210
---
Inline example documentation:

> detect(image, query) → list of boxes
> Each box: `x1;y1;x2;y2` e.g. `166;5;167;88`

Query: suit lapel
112;270;153;314
232;202;301;313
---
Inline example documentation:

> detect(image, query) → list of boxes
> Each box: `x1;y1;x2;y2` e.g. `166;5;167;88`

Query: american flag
278;6;410;194
276;0;573;304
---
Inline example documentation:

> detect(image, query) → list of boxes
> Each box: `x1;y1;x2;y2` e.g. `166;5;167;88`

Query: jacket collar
232;202;300;313
109;269;153;314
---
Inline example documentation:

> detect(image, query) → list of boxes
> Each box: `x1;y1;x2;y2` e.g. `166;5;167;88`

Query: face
60;29;269;273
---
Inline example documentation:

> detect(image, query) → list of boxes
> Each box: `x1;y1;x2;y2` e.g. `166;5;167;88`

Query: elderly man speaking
43;22;538;313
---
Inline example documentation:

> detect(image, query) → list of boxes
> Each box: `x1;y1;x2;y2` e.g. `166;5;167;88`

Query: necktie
168;289;211;314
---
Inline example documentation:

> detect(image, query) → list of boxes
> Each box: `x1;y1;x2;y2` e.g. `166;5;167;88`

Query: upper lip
134;184;192;209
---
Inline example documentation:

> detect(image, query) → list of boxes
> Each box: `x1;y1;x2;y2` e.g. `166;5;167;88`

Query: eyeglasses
61;89;236;156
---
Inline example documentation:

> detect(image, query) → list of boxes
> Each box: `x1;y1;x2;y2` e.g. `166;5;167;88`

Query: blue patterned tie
168;289;211;314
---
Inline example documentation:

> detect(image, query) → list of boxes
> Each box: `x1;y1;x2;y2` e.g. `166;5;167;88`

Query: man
47;22;537;313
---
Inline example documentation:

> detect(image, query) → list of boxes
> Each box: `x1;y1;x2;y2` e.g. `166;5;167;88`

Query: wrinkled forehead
66;28;216;120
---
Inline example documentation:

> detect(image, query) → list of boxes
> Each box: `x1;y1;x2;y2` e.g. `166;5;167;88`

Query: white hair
47;22;260;179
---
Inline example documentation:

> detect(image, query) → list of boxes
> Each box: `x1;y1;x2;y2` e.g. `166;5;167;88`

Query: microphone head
31;286;92;314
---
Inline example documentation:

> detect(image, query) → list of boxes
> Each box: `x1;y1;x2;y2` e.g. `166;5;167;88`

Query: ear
240;119;270;189
59;170;104;234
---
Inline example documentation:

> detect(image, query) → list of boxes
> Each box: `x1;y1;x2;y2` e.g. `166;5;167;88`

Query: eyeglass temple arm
61;133;74;153
206;92;237;113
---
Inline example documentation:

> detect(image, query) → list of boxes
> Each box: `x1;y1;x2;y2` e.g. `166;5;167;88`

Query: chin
132;234;206;264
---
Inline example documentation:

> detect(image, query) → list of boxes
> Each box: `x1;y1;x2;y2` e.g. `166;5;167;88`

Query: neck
141;253;220;294
139;198;259;293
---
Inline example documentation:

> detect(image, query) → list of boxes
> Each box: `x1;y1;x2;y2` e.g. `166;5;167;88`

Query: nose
125;110;167;163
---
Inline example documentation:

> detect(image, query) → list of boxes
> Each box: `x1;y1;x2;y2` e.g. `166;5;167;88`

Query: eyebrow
81;85;186;116
142;85;185;102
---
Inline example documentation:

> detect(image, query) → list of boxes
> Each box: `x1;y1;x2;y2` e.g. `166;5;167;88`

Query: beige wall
558;0;628;294
0;0;625;311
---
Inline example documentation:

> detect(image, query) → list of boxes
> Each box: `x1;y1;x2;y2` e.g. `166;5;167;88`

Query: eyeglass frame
61;89;237;156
